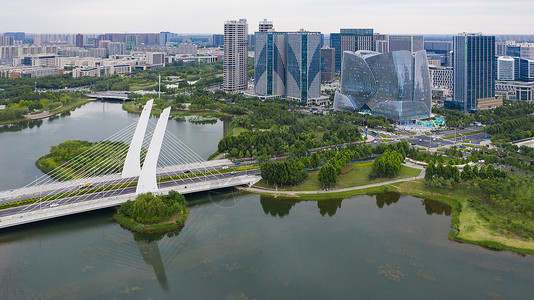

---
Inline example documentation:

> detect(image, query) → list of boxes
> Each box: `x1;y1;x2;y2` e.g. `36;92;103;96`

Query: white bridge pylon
136;107;171;195
122;99;153;179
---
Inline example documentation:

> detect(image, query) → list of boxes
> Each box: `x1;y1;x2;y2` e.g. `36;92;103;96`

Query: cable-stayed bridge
0;100;259;229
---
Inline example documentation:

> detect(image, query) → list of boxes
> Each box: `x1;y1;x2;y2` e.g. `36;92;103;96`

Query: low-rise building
72;67;100;78
429;65;453;97
496;80;534;101
0;66;63;78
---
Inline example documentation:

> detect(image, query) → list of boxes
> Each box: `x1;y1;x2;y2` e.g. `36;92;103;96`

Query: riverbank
254;161;421;192
241;177;534;255
0;98;93;126
114;206;188;234
122;101;225;118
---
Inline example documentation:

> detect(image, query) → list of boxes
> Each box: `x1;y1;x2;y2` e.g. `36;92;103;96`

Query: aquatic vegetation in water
487;292;506;300
377;265;405;281
408;258;424;268
282;279;290;287
222;262;242;272
226;292;255;300
81;265;93;273
201;266;218;278
118;285;143;295
202;257;212;265
245;267;259;275
416;269;436;282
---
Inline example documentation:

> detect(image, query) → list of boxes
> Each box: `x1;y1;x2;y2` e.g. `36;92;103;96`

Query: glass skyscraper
330;29;374;72
334;50;432;121
254;32;287;97
254;31;321;102
451;33;495;112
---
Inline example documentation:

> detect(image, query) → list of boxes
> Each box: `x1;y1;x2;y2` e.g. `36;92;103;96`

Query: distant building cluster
3;22;534;118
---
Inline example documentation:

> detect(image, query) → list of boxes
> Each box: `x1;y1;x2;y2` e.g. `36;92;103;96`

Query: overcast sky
1;0;533;35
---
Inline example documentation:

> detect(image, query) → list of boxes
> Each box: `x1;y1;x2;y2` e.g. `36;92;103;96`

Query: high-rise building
519;58;534;82
321;48;335;82
0;35;14;46
520;45;534;59
146;52;165;65
75;34;84;48
496;42;507;56
212;34;224;46
286;31;321;102
424;40;453;67
374;34;389;53
159;32;171;46
389;35;424;52
429;66;454;97
330;28;374;72
224;19;248;92
107;42;126;56
254;30;322;101
497;56;515;81
254;31;287;97
4;32;25;41
450;33;495;112
259;19;273;32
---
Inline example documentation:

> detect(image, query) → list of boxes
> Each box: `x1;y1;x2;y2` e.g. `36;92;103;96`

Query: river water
1;102;534;299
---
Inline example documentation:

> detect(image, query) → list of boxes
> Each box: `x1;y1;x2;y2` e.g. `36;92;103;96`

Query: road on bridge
0;169;257;219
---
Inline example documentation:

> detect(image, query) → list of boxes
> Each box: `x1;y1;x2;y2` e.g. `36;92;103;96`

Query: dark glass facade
452;34;495;112
254;31;320;101
329;29;374;72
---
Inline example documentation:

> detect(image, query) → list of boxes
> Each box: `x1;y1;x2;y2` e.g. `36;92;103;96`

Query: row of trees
425;162;507;190
369;149;404;179
260;160;307;186
120;191;187;224
259;141;412;189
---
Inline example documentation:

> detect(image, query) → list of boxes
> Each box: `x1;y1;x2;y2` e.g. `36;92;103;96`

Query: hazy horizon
1;0;533;35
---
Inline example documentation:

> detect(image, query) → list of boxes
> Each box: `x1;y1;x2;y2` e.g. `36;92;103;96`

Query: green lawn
255;162;421;191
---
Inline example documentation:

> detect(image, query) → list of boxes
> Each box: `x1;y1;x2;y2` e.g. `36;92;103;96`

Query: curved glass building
334;50;432;121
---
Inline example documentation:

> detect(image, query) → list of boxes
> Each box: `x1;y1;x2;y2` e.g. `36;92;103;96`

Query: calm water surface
0;101;224;190
1;102;534;299
1;192;534;299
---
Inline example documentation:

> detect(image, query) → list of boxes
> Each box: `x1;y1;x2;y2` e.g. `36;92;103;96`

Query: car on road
222;166;229;169
419;139;422;142
49;203;59;207
230;171;237;175
184;170;191;174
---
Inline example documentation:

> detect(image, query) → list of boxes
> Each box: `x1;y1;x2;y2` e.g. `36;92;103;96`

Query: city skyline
1;0;533;34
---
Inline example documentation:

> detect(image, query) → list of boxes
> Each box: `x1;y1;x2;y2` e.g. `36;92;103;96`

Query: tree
369;149;403;178
461;165;473;181
318;164;337;188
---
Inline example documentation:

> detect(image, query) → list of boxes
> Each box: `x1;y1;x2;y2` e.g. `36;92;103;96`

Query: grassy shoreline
0;98;93;126
243;179;534;255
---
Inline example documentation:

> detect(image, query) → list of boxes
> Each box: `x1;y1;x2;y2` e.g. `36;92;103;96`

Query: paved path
239;162;425;195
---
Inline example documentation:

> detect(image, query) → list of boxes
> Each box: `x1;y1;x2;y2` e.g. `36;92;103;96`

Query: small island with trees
114;190;189;234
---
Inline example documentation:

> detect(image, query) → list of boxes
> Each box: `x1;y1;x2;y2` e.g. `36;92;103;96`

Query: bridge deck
0;174;259;230
0;159;234;202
